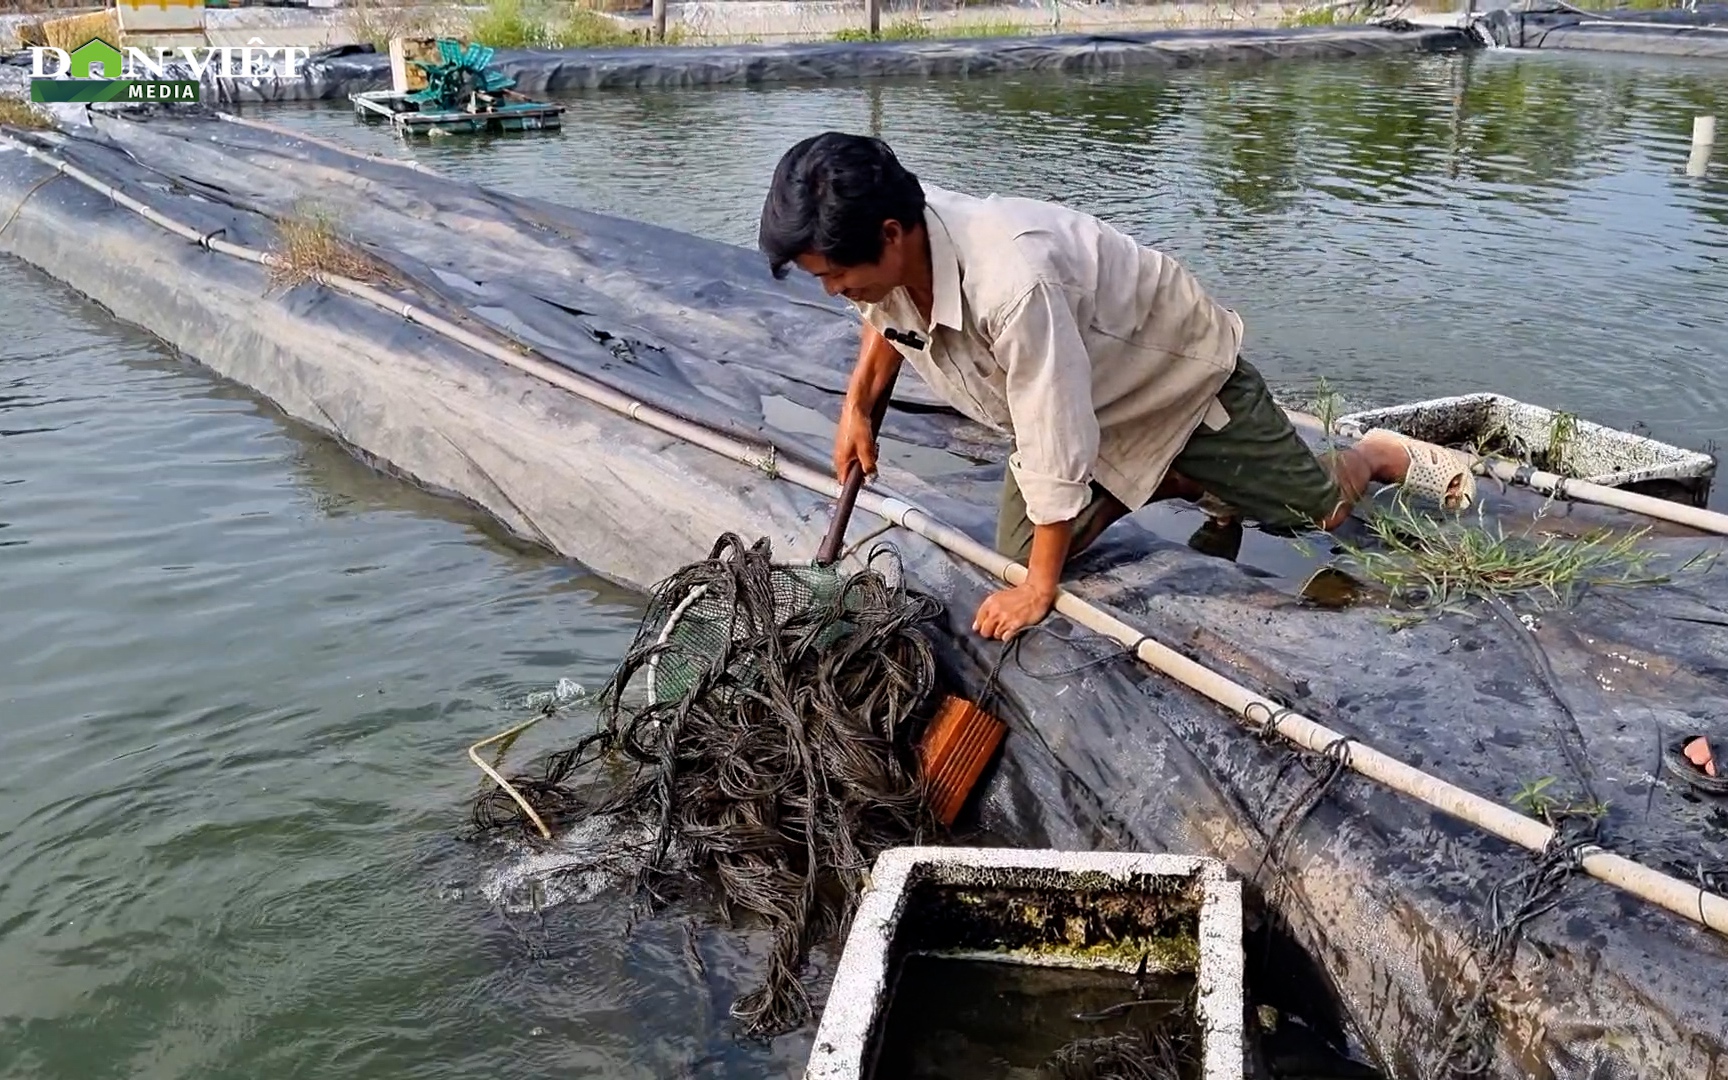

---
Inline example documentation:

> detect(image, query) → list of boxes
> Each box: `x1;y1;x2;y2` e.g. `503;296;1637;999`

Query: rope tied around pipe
1240;698;1357;957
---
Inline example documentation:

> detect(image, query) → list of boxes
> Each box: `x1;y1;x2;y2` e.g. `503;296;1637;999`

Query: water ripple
0;255;697;1080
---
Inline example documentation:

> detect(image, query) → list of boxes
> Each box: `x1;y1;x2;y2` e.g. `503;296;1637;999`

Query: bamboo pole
3;130;1723;938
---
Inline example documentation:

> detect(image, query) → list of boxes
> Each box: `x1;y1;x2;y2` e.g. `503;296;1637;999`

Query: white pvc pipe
1691;115;1717;179
1478;457;1728;535
4;130;1724;938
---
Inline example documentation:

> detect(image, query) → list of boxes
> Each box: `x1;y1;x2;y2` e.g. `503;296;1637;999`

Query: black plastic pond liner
178;22;1473;103
1;109;1725;1079
1477;1;1728;59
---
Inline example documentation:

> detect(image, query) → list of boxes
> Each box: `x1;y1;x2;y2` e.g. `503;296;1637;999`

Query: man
757;132;1476;642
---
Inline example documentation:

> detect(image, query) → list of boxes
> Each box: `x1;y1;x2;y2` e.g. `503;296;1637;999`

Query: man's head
758;131;926;305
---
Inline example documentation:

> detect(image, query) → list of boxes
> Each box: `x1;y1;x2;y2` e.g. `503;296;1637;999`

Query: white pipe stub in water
1690;114;1716;178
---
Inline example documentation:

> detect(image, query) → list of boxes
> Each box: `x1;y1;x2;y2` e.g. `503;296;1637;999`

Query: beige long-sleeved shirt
852;184;1244;526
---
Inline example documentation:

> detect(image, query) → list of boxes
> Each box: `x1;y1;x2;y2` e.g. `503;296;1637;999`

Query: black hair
758;131;927;280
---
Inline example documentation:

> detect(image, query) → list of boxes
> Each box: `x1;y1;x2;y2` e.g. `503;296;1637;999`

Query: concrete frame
805;846;1245;1080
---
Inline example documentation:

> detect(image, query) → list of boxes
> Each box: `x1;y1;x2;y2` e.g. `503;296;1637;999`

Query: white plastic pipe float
1691;114;1716;179
1475;456;1728;535
4;130;1725;939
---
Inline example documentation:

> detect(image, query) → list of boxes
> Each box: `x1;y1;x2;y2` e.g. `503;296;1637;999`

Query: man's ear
880;219;905;251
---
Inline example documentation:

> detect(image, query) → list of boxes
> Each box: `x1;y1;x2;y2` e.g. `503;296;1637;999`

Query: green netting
644;562;857;704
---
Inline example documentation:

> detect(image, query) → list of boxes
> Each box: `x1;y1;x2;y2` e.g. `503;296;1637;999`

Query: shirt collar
924;200;963;333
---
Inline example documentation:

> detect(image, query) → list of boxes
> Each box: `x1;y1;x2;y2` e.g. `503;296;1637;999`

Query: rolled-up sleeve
992;279;1100;526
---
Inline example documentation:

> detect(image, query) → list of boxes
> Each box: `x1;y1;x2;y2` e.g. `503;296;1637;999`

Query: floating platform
806;846;1243;1080
2;108;1725;1079
349;88;565;137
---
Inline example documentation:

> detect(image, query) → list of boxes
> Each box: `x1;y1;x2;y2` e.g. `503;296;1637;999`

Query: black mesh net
470;532;949;1035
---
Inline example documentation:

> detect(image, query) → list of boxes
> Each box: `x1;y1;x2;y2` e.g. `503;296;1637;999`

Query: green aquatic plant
1306;375;1346;453
1474;408;1582;477
1545;409;1579;475
1511;775;1610;828
832;17;1037;42
1335;498;1671;612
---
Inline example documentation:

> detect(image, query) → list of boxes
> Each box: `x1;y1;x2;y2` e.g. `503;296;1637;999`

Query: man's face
793;220;913;305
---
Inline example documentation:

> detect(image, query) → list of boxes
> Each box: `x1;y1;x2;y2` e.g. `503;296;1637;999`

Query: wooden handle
814;366;901;567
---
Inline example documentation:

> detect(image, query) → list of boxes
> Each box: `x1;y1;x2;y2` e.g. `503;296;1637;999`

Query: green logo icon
67;37;123;79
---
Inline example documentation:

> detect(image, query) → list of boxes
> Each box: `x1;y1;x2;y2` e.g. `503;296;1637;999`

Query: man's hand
974;518;1073;641
833;324;901;485
833;402;878;485
972;582;1057;641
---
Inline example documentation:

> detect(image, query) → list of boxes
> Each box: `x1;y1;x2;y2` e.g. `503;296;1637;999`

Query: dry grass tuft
465;0;679;48
0;95;53;130
341;0;458;53
267;209;391;289
41;9;117;55
12;21;48;49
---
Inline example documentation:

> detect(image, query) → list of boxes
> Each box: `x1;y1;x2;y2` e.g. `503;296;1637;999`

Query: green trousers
996;357;1342;562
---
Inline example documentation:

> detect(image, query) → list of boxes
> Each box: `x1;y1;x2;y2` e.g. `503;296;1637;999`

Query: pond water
2;43;1726;1080
0;256;808;1079
271;47;1728;510
869;956;1200;1080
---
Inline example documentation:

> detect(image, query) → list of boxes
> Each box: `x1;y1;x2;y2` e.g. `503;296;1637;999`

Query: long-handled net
469;531;947;1035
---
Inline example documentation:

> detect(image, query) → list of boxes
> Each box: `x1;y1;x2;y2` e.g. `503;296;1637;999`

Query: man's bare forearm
1023;519;1074;599
846;323;904;420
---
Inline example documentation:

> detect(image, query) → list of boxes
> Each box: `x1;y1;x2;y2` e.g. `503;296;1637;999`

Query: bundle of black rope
470;533;946;1036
